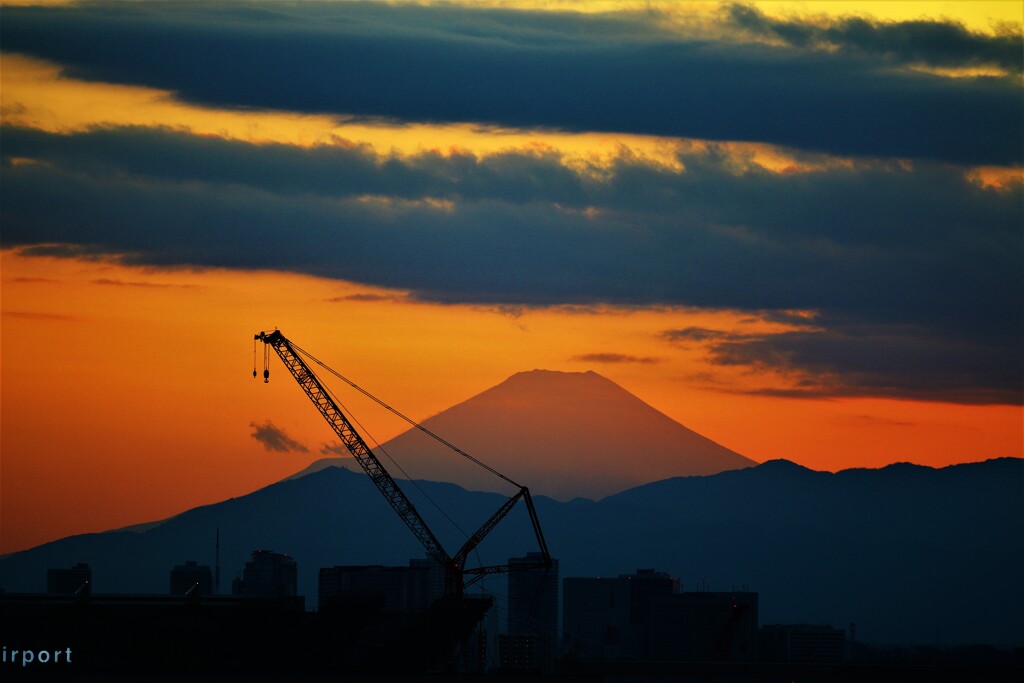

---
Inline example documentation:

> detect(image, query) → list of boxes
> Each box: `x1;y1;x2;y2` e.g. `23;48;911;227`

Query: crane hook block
264;368;270;383
253;369;257;379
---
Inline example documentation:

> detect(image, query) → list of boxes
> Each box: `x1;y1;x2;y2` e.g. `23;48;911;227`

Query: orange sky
1;1;1021;554
2;251;1020;554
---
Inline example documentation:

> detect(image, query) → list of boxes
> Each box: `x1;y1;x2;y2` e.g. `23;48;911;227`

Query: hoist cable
290;341;521;489
320;379;472;542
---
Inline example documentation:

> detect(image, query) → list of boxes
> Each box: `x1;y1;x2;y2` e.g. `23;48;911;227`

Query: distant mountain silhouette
366;369;755;500
2;458;1021;647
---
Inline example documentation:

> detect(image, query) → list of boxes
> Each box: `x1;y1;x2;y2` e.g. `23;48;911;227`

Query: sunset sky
1;1;1021;555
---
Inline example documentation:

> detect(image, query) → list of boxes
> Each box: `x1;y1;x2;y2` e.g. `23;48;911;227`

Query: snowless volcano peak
370;369;755;500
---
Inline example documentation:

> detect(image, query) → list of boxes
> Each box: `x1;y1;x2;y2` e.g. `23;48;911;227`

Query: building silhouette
563;568;676;660
564;574;630;660
760;623;847;663
232;550;297;597
500;552;558;672
480;588;503;669
169;560;213;596
626;568;678;656
47;563;91;595
648;591;758;661
408;557;445;602
318;559;443;612
564;569;756;662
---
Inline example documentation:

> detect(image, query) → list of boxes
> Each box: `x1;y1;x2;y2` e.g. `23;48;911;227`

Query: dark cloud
326;293;406;304
92;278;195;289
0;126;587;205
847;415;915;428
3;126;1018;326
680;317;1022;405
663;327;740;343
572;353;661;365
321;442;354;457
15;243;113;260
2;123;1020;404
665;307;1023;405
478;304;527;321
1;2;1019;164
250;421;309;453
748;310;821;326
725;3;1023;74
5;126;1019;265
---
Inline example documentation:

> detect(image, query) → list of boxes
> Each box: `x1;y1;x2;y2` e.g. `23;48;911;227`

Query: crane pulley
254;329;551;596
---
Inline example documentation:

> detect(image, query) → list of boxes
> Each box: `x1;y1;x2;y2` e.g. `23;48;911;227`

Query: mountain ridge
2;458;1020;646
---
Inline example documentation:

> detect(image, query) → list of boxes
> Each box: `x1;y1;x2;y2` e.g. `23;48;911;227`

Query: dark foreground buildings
2;551;485;675
760;623;847;663
46;562;91;595
231;549;297;597
648;590;759;661
563;569;757;662
318;559;443;612
169;560;213;596
499;552;559;673
5;556;1021;678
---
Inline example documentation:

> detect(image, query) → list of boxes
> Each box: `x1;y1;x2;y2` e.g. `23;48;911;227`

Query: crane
254;329;551;597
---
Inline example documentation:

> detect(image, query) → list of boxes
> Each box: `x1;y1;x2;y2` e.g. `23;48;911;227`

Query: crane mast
255;330;550;596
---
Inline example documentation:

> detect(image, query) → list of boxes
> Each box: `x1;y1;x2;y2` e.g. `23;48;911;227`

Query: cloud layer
666;317;1021;405
1;2;1020;406
724;3;1023;73
2;2;1020;164
3;123;1020;403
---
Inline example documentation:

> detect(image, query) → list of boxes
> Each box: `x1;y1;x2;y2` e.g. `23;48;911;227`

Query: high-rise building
47;563;91;595
647;591;758;661
759;624;847;663
501;552;558;672
563;568;679;660
169;560;213;596
626;568;678;656
232;550;297;597
318;559;442;612
408;557;445;605
480;586;503;669
562;576;632;660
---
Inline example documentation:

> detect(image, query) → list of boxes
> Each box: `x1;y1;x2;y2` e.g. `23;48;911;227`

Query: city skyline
3;455;1020;648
